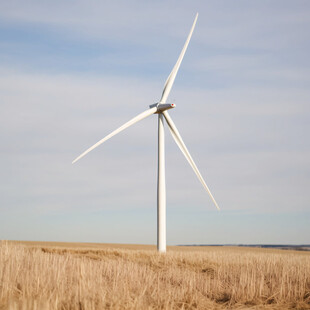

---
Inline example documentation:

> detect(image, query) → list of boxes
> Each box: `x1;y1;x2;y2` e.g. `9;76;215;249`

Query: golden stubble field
0;241;309;309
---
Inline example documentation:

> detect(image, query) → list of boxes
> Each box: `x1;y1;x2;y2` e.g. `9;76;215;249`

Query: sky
0;1;309;245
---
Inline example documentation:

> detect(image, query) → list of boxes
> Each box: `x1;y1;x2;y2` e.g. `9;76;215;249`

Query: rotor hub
149;103;176;113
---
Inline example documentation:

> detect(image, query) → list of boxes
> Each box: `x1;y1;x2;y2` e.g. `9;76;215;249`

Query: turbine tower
72;13;219;253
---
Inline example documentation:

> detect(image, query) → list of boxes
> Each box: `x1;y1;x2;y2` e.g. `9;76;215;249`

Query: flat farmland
1;240;309;309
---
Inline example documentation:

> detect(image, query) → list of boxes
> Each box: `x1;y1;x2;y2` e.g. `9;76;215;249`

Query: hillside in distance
180;244;310;251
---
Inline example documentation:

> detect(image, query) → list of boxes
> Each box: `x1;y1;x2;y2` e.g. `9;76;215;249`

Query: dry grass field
0;241;309;309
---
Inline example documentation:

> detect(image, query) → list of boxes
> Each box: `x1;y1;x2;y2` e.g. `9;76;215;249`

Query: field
0;241;309;309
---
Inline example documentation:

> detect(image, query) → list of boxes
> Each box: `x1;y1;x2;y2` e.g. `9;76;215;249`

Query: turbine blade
159;13;198;104
163;111;220;210
72;107;157;164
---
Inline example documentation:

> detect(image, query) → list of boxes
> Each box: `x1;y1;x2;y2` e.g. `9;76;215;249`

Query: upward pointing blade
72;107;157;164
159;13;198;104
163;111;220;210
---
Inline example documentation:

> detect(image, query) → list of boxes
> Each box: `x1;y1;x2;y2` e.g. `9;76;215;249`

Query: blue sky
0;1;309;245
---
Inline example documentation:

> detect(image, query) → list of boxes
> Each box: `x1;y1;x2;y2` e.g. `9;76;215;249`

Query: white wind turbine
72;13;219;253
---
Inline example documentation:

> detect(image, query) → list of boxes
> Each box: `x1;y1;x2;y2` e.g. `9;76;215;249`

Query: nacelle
149;103;176;113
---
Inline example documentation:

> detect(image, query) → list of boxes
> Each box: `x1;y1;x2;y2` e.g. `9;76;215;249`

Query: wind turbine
72;13;219;253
